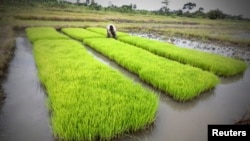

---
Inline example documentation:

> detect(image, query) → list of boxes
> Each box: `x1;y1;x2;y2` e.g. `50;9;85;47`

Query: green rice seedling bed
25;27;69;43
61;28;104;41
118;36;247;77
31;39;158;141
83;38;219;102
86;27;130;38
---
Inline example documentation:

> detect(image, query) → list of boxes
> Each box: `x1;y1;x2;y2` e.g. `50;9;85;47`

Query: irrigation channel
0;33;250;141
0;37;54;141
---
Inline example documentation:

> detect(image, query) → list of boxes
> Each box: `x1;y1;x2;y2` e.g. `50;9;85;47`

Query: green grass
61;28;105;40
31;39;158;141
118;36;248;77
82;38;219;102
86;27;130;38
25;27;69;43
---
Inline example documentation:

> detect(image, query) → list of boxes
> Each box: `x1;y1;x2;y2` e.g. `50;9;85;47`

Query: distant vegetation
1;0;248;20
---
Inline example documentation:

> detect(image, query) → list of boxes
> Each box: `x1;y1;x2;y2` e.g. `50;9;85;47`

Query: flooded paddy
0;37;54;141
89;37;250;141
0;34;250;141
119;68;250;141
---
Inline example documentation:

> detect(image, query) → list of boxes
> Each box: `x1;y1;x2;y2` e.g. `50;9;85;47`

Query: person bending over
107;24;117;39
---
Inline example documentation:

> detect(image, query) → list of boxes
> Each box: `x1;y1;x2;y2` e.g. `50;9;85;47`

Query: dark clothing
107;24;117;39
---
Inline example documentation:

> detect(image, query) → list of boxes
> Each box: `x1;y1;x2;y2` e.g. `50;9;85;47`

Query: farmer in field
106;24;117;39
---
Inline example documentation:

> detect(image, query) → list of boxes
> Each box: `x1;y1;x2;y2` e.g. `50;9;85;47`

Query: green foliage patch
86;27;130;38
61;28;104;40
118;36;248;77
25;27;69;43
26;27;159;140
83;38;220;102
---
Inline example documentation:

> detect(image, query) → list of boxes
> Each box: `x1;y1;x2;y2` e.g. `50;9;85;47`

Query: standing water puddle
0;35;250;141
0;37;54;141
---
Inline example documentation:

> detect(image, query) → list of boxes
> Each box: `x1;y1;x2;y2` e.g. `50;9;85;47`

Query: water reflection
0;37;54;141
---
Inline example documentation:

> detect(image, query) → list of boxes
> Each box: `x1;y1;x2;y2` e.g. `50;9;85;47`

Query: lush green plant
207;9;226;19
82;38;219;101
61;28;104;40
25;27;69;43
86;27;130;38
118;36;247;77
31;39;158;141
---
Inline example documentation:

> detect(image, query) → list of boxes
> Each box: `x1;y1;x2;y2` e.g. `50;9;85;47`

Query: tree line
1;0;248;20
159;0;245;20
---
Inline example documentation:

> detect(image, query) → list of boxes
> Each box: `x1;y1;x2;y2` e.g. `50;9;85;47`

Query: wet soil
0;34;249;141
170;38;250;64
131;33;250;65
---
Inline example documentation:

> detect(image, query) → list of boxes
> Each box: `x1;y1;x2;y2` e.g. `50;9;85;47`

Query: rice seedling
86;27;130;38
25;27;69;43
118;36;248;77
61;28;105;41
82;38;219;102
31;39;158;141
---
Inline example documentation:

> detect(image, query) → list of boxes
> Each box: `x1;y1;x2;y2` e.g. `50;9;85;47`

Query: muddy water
0;37;54;141
120;68;250;141
1;36;250;141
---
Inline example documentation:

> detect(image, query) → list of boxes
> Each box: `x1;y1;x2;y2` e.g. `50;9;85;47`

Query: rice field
118;36;248;77
85;27;248;77
25;27;69;43
86;27;130;38
26;27;159;140
82;38;219;101
61;28;105;40
1;4;250;141
23;26;248;140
